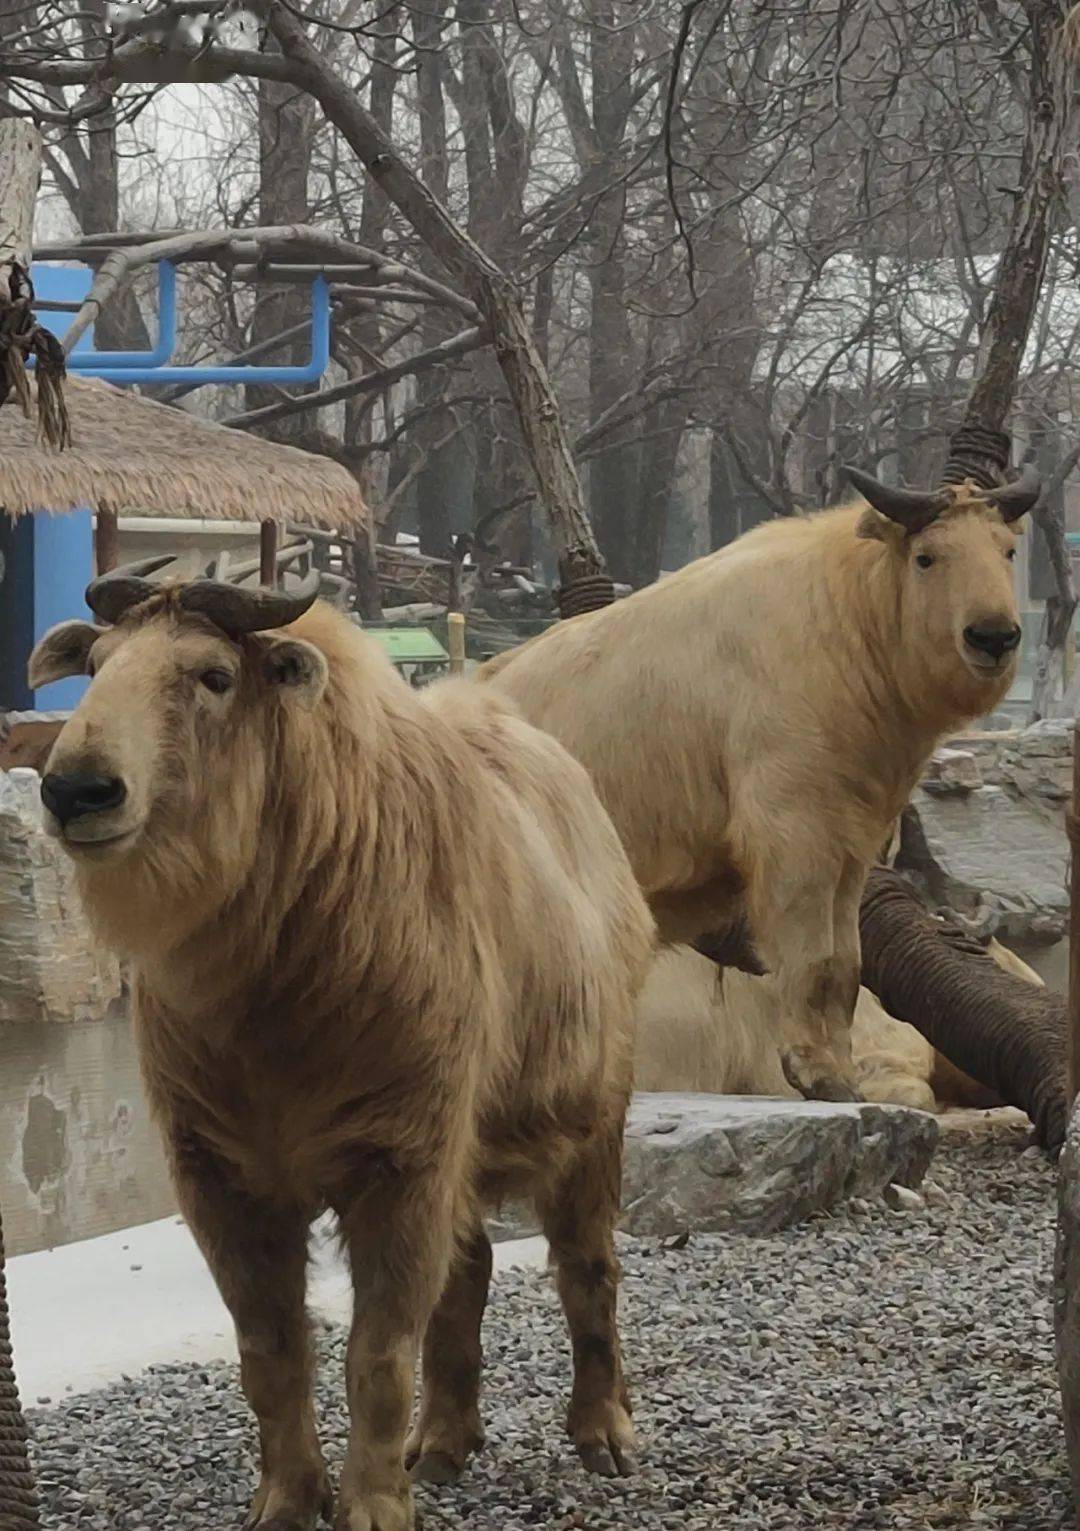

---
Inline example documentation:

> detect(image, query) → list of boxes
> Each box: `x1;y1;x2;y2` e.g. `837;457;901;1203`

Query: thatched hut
0;372;368;559
0;374;370;717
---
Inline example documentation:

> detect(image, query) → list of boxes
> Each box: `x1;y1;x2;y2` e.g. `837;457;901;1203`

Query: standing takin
480;466;1039;1102
29;564;655;1531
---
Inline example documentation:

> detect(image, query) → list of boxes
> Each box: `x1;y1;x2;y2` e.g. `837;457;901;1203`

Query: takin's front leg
404;1224;492;1485
536;1122;638;1478
335;1173;459;1531
169;1139;329;1531
756;854;865;1103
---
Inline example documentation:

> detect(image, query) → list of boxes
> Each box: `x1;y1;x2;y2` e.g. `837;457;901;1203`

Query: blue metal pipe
66;261;178;370
89;275;331;387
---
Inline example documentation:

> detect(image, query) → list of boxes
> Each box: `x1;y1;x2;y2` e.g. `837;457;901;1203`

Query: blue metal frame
84;273;331;387
65;260;178;370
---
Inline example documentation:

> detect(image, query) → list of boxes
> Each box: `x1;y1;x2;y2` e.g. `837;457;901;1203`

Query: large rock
1056;1099;1080;1512
0;766;121;1024
487;1093;938;1242
0;767;173;1256
898;721;1072;946
620;1094;937;1236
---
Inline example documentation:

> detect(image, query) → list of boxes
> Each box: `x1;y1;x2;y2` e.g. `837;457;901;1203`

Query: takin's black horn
177;568;321;634
843;465;949;533
84;555;182;625
982;462;1042;523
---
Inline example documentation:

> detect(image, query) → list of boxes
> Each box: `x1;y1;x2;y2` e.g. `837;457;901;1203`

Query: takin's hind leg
405;1225;492;1485
537;1125;637;1478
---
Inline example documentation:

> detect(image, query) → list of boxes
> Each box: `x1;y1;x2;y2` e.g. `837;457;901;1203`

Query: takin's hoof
243;1473;333;1531
404;1415;483;1484
572;1404;638;1478
334;1489;414;1531
408;1450;465;1486
577;1439;639;1477
781;1050;863;1104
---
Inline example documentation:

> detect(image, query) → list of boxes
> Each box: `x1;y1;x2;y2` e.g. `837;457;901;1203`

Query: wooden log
95;509;119;574
0;121;42;305
260;519;279;588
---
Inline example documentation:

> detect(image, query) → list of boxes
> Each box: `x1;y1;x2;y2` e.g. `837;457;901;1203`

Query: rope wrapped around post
555;545;617;619
0;1207;39;1527
939;425;1012;491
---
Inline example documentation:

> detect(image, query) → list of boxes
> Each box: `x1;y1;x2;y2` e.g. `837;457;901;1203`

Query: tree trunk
631;397;686;586
408;0;456;559
244;58;317;437
266;1;606;585
707;433;740;550
0;120;40;305
949;4;1080;481
587;191;638;579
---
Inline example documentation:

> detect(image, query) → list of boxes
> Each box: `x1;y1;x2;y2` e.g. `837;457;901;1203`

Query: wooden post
95;509;119;574
0;120;42;305
447;611;466;677
260;518;279;587
1070;719;1080;1105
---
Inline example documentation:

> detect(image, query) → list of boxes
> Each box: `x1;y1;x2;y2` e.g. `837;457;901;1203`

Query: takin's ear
855;506;900;545
27;620;103;689
262;636;328;709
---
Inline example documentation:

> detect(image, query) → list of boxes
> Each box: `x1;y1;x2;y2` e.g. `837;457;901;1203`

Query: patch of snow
7;1213;547;1402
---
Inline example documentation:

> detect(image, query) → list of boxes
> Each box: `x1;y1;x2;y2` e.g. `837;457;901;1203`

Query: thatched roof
0;376;369;530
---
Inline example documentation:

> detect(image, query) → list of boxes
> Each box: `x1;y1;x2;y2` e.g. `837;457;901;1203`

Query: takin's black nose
963;620;1022;662
41;772;126;826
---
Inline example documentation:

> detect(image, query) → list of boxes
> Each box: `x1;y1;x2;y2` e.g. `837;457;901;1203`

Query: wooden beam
447;611;466;677
260;519;279;587
95;509;119;574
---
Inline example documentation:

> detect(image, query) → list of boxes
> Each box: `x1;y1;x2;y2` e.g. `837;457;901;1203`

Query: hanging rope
0;260;70;451
0;1207;38;1527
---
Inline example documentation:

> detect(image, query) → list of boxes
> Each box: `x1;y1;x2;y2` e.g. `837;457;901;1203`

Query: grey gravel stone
31;1129;1070;1530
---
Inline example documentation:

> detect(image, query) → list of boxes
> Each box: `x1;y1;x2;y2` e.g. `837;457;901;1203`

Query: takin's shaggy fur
29;596;656;1531
481;484;1028;1103
633;939;1043;1115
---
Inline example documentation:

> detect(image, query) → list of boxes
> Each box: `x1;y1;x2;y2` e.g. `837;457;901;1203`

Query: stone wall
0;768;174;1256
898;720;1072;957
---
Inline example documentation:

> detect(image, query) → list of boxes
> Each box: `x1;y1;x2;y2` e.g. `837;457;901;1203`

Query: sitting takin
634;938;1043;1115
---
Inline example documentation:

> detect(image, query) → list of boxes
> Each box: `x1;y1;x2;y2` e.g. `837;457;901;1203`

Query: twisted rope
557;572;616;619
0;1207;38;1528
0;260;70;452
940;425;1011;491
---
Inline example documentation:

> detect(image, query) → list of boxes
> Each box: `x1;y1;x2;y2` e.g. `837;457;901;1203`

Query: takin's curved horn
982;462;1042;523
177;568;321;634
843;465;949;533
84;555;181;625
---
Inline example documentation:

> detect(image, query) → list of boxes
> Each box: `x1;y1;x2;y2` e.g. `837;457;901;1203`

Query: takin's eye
199;668;234;696
915;552;935;570
1006;547;1017;562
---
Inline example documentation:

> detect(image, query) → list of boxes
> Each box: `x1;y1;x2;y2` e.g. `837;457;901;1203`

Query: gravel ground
30;1126;1071;1530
